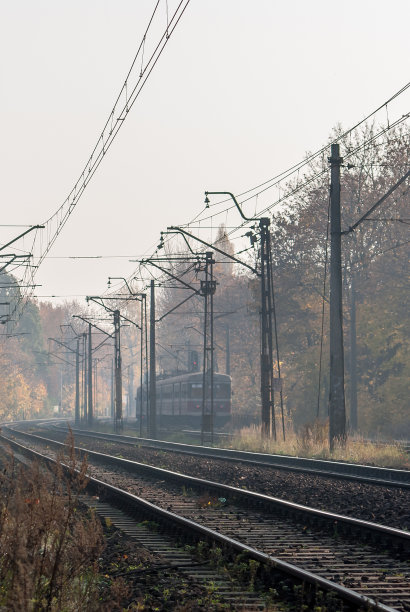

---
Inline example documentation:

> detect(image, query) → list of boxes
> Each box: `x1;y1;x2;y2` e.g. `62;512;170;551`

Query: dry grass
0;433;127;611
223;421;410;469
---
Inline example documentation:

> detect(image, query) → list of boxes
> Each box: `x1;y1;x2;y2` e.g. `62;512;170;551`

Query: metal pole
349;272;358;431
149;280;157;438
328;143;346;450
225;325;230;376
144;295;149;432
260;217;271;439
139;297;144;436
110;358;114;418
128;365;134;421
210;254;215;444
88;322;93;425
201;256;209;445
269;237;285;440
265;227;277;442
94;359;98;418
114;309;123;432
60;368;63;415
83;333;87;422
200;252;216;444
75;337;80;424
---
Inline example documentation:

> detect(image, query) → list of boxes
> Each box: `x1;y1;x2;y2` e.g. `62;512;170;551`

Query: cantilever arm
72;314;113;337
0;225;44;253
205;191;254;222
148;260;201;294
162;230;196;254
168;226;257;275
85;297;141;330
156;291;198;322
47;350;75;368
342;167;410;234
48;337;77;353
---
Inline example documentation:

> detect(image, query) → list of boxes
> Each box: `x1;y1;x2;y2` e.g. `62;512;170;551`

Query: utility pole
149;280;157;438
138;296;144;434
94;359;98;418
128;365;134;420
259;217;276;440
329;143;346;450
88;322;93;425
225;325;230;376
75;337;80;424
169;219;283;441
349;271;358;431
83;333;87;422
114;309;122;432
110;359;114;418
200;252;216;444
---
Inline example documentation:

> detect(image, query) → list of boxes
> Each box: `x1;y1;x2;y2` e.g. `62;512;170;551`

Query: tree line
1;123;408;438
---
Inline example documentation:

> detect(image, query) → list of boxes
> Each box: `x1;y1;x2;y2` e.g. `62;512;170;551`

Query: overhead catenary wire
6;0;192;328
342;167;410;234
199;80;410;214
177;108;410;251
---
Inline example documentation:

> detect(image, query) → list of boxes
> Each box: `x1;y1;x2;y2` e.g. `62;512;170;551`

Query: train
136;371;232;428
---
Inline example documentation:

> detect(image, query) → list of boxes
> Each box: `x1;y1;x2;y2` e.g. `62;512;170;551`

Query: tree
267;123;410;435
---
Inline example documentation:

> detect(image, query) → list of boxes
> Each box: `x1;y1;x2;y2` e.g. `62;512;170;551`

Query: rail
0;431;399;612
48;421;410;489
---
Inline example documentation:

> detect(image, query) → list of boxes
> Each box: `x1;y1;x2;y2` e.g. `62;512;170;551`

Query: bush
0;438;104;611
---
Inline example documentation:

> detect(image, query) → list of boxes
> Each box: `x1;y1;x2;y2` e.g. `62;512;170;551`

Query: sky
1;0;410;303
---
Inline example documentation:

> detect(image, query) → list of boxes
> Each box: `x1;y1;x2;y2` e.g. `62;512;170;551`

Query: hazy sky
1;0;410;302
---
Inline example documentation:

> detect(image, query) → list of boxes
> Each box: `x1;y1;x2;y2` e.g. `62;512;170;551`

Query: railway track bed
0;443;267;610
3;425;410;611
22;423;410;531
83;497;268;610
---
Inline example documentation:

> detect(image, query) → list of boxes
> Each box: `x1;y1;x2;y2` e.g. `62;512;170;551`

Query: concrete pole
328;143;346;450
110;359;114;418
83;333;87;422
225;325;230;376
88;322;93;425
139;299;144;435
75;337;80;424
114;310;122;432
149;280;157;438
349;272;358;431
260;217;272;439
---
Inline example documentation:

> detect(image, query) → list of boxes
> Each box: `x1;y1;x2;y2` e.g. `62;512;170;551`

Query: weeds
223;421;410;468
0;433;124;611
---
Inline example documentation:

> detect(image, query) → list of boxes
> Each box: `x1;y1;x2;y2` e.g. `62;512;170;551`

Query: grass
78;417;410;469
0;439;106;610
220;421;410;469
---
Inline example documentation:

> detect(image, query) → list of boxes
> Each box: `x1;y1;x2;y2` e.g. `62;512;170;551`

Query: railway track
45;421;410;489
0;435;267;611
3;424;410;611
80;498;267;610
10;421;410;530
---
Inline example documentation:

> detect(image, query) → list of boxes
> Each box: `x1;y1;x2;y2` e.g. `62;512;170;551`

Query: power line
9;0;192;327
342;167;410;234
181;107;410;242
201;81;410;214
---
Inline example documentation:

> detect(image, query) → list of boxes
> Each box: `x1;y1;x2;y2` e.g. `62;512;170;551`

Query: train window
215;383;230;399
190;383;202;399
174;384;180;398
181;383;187;399
163;385;172;399
205;383;230;398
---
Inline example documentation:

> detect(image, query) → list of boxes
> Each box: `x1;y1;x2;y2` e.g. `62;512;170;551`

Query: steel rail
48;422;410;489
0;432;398;612
4;425;409;553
